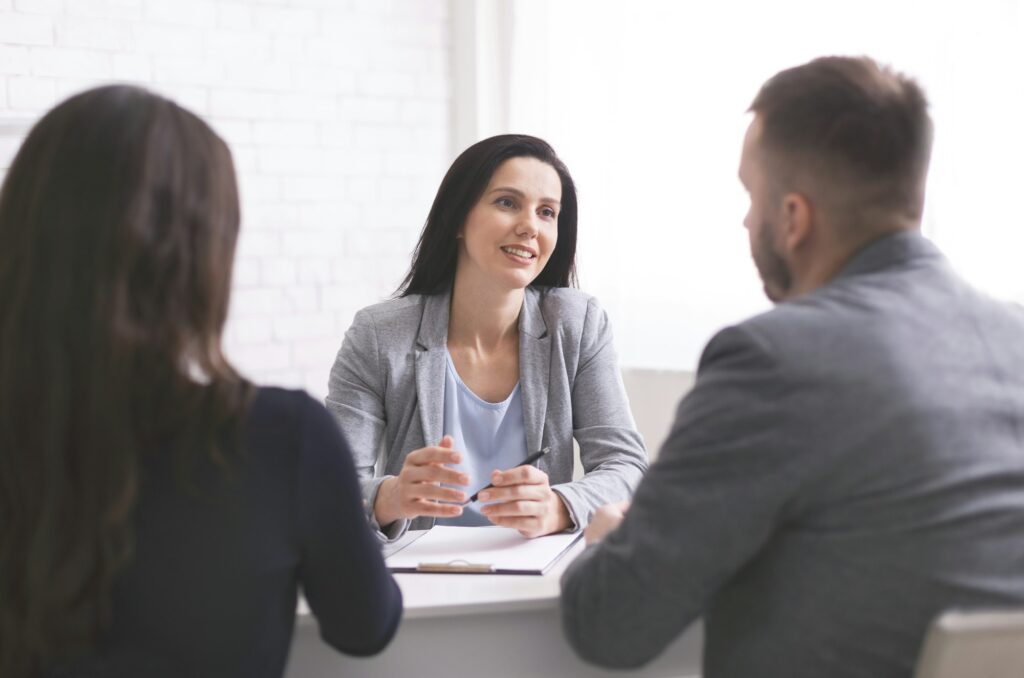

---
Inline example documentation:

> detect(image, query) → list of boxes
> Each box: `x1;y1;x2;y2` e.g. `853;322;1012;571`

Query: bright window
497;0;1024;370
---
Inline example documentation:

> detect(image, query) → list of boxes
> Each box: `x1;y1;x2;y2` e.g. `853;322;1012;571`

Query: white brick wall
0;0;452;398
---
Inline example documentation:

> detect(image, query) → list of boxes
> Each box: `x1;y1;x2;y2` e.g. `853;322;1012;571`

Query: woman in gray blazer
327;134;647;541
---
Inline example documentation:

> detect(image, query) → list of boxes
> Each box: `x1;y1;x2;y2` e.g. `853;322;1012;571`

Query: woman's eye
540;207;557;219
496;197;516;208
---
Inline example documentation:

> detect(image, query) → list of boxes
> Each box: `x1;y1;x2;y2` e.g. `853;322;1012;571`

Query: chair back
914;608;1024;678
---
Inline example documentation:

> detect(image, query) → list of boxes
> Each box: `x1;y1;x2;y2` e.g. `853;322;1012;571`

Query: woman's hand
374;435;469;528
478;466;572;538
584;500;631;545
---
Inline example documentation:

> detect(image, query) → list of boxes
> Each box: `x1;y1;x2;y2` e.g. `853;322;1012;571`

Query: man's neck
788;223;920;299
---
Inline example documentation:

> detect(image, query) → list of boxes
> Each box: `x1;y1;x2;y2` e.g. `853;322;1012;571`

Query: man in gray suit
560;55;1024;678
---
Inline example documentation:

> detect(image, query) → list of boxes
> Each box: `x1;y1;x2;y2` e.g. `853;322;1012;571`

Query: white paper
385;526;581;573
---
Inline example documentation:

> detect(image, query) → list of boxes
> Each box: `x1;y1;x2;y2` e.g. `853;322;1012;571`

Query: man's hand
584;500;631;545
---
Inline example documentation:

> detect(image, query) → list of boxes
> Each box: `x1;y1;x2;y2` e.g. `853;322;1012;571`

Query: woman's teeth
502;246;535;259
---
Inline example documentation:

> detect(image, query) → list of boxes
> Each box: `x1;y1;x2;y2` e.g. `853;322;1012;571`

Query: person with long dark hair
327;134;647;540
0;85;401;678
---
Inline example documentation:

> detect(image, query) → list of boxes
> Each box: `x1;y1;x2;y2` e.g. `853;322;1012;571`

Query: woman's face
456;156;562;292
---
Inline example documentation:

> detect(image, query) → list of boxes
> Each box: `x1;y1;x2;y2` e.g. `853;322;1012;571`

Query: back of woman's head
397;133;579;296
0;85;249;675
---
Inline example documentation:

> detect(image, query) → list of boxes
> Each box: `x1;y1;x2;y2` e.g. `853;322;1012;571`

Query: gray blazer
561;231;1024;678
327;286;648;539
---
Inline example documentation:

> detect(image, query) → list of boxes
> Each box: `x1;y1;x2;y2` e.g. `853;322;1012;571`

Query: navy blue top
69;387;402;677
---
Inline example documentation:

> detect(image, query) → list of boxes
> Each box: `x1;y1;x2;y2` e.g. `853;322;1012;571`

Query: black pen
462;447;550;505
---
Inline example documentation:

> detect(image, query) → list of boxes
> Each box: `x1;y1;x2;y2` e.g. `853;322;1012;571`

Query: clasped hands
374;435;571;538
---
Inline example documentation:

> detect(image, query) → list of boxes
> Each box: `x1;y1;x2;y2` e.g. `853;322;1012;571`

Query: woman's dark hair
0;85;251;674
397;134;578;296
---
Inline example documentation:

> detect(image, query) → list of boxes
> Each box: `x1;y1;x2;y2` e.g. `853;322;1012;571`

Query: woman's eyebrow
487;186;561;205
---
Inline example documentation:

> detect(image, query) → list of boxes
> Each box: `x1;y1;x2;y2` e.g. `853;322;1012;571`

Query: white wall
8;1;1018;384
0;0;452;398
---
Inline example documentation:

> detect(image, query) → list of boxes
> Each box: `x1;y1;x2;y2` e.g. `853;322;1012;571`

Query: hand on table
584;500;631;545
374;435;468;528
478;465;572;538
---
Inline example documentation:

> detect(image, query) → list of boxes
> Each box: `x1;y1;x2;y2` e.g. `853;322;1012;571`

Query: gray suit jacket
327;286;648;539
561;231;1024;678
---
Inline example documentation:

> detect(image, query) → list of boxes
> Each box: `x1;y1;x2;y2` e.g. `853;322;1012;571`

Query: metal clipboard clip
416;559;495;574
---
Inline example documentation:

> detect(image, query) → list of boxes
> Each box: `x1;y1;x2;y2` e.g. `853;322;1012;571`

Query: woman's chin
480;266;537;291
458;261;539;293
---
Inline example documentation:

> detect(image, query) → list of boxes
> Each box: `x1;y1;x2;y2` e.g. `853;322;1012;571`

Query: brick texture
0;0;452;398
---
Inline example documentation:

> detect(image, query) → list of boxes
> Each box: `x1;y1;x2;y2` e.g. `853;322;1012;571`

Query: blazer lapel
414;292;450;447
518;287;551;470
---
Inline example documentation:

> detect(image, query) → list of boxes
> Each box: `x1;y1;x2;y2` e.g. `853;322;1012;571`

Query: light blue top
436;349;528;526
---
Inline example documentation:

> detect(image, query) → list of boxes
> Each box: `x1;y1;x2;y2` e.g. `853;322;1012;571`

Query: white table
285;535;703;678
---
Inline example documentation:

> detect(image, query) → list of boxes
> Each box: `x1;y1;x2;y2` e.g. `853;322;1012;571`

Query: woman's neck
448;273;524;353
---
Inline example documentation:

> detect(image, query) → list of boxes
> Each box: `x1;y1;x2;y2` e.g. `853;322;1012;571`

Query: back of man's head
749;56;933;238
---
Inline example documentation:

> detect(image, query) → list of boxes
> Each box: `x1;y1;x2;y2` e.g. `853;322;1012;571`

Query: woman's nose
516;212;540;237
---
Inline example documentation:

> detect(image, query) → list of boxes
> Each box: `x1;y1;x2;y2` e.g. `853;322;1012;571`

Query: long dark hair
0;85;251;675
397;134;578;296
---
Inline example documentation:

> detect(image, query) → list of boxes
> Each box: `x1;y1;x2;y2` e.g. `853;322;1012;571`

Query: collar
414;286;549;350
833;229;944;282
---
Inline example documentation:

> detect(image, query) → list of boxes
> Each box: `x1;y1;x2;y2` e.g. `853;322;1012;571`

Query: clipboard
385;526;583;575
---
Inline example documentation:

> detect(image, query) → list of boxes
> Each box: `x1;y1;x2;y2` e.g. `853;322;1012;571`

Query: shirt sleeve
560;324;820;668
552;297;649;528
295;393;403;656
325;308;410;542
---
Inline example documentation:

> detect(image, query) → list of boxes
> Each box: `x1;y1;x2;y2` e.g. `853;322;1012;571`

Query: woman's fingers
405;463;469;487
376;438;471;525
477;483;546;504
392;440;471;519
491;464;547;486
482;485;573;537
410;498;463;518
407;483;467;504
477;465;549;505
405;445;461;466
480;497;546;518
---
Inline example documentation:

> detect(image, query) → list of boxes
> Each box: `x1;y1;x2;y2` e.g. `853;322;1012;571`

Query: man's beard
752;220;792;303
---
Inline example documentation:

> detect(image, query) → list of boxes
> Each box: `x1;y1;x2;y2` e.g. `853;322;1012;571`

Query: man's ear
781;191;814;252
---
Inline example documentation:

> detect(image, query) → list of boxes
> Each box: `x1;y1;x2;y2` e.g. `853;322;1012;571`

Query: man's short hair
749;56;933;220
